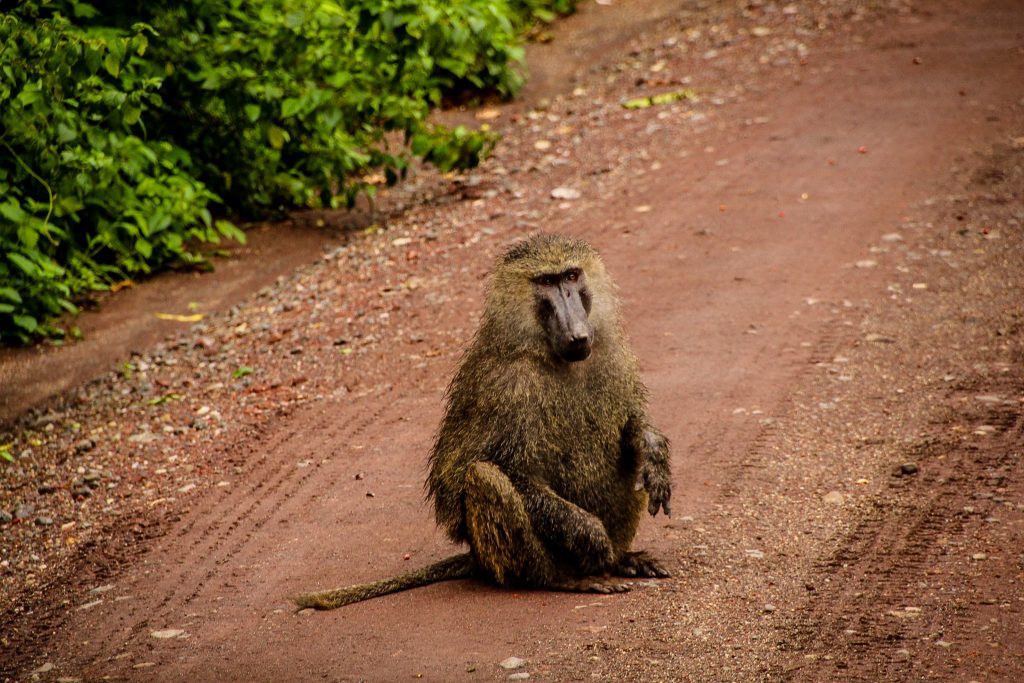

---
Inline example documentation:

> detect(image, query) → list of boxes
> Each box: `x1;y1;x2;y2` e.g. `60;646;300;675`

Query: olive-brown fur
293;234;671;609
427;233;671;590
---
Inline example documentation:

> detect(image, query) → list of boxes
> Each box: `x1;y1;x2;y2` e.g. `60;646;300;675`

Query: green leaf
0;200;27;223
267;126;286;150
135;238;153;258
0;287;22;303
232;366;254;379
17;225;39;249
13;315;38;333
7;253;39;277
215;219;246;244
57;123;78;142
281;97;303;118
103;53;121;79
123;106;142;126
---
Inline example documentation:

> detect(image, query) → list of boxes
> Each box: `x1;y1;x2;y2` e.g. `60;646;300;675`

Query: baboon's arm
625;417;672;517
519;481;617;573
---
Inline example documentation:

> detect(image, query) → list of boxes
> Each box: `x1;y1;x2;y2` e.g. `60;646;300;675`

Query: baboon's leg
464;462;630;594
464;461;557;587
520;482;619;574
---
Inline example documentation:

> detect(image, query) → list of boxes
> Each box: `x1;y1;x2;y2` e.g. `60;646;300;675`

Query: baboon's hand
641;429;672;517
574;516;618;574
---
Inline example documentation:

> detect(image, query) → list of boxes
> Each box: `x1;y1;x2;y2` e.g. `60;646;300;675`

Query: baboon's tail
292;552;475;610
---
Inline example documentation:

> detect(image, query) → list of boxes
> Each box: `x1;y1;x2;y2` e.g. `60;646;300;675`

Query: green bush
0;0;577;344
0;8;240;343
112;0;525;213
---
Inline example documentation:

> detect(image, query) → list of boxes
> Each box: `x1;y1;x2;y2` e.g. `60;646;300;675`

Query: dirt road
3;0;1023;680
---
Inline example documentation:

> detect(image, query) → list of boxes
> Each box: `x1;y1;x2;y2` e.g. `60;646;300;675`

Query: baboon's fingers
648;496;671;517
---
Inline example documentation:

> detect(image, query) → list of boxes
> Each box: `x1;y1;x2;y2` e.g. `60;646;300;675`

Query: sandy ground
2;0;1023;681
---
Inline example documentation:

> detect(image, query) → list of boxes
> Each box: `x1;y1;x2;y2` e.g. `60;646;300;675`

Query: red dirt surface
2;0;1023;681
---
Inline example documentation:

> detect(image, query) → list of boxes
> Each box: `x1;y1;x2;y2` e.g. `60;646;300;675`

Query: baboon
294;234;672;609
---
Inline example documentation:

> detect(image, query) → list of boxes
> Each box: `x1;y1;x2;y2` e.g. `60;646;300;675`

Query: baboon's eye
535;274;560;287
564;269;580;283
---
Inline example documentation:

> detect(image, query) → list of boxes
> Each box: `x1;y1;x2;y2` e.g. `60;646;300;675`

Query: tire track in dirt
727;320;856;493
778;388;1024;682
66;394;400;672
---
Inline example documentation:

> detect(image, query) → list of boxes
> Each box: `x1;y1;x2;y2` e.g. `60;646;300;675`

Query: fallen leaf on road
110;280;135;292
232;366;254;379
155;313;204;322
622;89;696;109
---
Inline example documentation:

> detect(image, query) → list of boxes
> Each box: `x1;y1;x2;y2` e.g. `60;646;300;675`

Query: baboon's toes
590;580;630;594
614;552;671;579
639;560;671;579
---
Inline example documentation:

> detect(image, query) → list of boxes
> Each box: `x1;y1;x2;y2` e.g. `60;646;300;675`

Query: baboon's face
532;267;594;363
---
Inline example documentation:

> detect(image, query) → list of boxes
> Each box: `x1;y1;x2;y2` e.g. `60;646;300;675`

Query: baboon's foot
551;578;632;594
613;551;671;578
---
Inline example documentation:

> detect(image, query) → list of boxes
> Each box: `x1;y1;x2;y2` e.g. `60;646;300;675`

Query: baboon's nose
562;331;592;362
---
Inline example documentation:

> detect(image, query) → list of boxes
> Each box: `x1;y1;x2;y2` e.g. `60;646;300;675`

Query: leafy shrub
0;0;577;344
104;0;524;213
0;7;241;343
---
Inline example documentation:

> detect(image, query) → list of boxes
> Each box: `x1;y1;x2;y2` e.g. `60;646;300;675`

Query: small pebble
550;187;581;200
823;491;845;505
499;656;526;670
35;516;54;526
508;674;530;681
73;438;96;453
150;629;185;639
